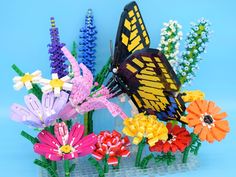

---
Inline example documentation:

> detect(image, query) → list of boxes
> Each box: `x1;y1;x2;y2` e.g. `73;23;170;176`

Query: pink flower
92;130;130;166
34;122;97;161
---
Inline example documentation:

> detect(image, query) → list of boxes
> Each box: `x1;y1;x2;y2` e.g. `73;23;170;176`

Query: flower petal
163;143;171;153
75;133;97;149
206;131;215;143
107;156;118;166
214;120;230;132
38;130;61;148
34;143;58;156
53;91;69;113
193;124;203;135
42;92;55;117
45;153;62;161
196;100;208;113
199;126;209;141
54;122;69;145
213;112;227;120
63;152;79;160
188;117;201;127
59;103;78;120
187;101;202;116
211;127;227;141
11;103;42;127
68;123;85;146
24;94;43;119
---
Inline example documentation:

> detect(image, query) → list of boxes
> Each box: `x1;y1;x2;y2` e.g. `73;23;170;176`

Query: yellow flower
122;113;168;147
181;90;205;103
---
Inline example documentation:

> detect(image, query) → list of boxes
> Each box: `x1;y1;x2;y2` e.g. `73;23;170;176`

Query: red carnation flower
92;130;130;166
150;123;191;153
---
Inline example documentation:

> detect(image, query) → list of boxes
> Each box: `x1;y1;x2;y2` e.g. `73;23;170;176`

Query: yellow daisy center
21;74;33;83
50;79;64;88
60;145;72;154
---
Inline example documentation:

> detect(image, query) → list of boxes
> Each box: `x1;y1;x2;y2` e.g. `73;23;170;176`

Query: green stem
103;154;109;173
182;146;190;163
135;138;146;167
21;130;39;144
34;159;58;177
64;160;70;177
12;64;24;76
88;157;104;177
84;112;89;135
140;153;154;169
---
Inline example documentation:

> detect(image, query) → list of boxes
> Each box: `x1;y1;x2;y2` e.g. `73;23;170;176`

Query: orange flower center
203;115;213;124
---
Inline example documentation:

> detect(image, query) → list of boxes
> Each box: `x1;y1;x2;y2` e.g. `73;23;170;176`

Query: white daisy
39;73;72;97
13;70;41;90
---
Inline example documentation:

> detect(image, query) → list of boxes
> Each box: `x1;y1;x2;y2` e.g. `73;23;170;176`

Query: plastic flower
59;47;127;120
177;18;211;85
123;113;168;147
39;73;73;97
48;17;68;78
186;100;230;143
158;20;182;72
34;122;97;161
92;130;130;166
181;90;205;103
150;123;191;153
13;70;41;90
11;91;68;128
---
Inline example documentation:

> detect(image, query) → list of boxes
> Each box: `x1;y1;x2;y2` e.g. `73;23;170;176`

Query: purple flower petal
11;103;42;127
24;94;44;119
42;92;55;117
53;91;69;113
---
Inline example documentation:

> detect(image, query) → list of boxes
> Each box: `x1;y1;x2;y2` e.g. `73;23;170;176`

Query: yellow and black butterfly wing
117;48;187;123
113;1;150;68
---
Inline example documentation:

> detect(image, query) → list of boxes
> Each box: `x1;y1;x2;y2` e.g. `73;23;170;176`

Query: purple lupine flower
48;17;68;78
10;91;69;128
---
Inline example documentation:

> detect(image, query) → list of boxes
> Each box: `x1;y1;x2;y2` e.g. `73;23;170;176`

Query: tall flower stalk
78;9;97;76
48;17;68;78
177;18;211;85
158;20;183;72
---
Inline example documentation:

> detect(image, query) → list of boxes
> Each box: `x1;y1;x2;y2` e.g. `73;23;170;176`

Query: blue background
0;0;235;176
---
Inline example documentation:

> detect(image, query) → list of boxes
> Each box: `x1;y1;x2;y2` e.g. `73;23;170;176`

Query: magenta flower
34;122;97;161
11;91;69;128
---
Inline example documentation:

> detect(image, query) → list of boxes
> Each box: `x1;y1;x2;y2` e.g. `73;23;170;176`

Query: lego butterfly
107;1;187;123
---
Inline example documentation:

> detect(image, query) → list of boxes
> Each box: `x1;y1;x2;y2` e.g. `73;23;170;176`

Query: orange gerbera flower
186;100;230;143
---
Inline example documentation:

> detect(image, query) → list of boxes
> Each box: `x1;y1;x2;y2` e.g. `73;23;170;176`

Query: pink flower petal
37;130;61;148
77;145;96;157
59;103;78;120
63;152;79;160
34;143;59;156
67;123;84;146
45;153;62;161
54;122;69;145
79;63;93;89
74;133;97;149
